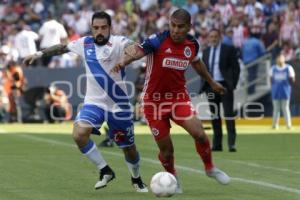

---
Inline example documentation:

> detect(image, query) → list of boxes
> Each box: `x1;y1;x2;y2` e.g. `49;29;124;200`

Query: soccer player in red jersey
112;9;230;192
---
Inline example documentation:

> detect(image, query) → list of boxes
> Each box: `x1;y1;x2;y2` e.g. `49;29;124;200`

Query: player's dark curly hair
92;11;111;26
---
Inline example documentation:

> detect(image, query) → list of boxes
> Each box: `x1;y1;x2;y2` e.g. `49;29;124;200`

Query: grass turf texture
0;123;299;200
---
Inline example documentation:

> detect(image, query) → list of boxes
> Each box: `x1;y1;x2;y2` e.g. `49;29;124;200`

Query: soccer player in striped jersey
23;11;148;192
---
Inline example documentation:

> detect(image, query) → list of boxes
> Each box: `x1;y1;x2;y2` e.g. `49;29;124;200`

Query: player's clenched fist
23;52;43;65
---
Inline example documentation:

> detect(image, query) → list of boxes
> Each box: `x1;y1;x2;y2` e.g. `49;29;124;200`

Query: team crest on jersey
151;128;159;136
113;130;126;142
184;46;192;58
102;47;110;58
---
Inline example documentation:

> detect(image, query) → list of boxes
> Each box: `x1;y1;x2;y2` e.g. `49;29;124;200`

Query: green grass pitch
0;123;299;200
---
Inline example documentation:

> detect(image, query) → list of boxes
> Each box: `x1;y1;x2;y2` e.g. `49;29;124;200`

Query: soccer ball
150;172;177;197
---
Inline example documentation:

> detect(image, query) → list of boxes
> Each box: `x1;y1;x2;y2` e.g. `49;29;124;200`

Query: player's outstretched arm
23;44;70;65
191;59;227;94
111;44;145;73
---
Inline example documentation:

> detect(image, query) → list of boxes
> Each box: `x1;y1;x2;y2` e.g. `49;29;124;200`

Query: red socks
195;138;214;171
158;153;176;176
158;137;214;174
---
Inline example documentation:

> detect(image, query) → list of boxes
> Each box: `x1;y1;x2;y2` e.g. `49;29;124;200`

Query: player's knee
72;125;90;145
123;145;137;159
191;130;206;141
186;124;206;140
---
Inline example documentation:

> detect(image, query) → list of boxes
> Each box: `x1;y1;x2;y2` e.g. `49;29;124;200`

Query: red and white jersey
139;31;200;102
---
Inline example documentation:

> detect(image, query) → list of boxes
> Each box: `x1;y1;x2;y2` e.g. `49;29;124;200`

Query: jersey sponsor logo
274;72;287;80
184;46;192;58
86;49;94;56
162;57;189;70
165;48;172;53
151;128;159;136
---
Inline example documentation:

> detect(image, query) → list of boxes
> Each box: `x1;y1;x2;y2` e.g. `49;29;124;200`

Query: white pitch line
218;158;300;175
0;129;6;133
18;134;300;196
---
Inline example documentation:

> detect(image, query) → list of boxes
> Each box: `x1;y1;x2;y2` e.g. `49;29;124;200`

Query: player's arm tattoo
123;43;145;65
124;40;135;49
41;44;70;57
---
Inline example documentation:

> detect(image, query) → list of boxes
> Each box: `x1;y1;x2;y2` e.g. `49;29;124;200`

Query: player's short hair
92;11;112;26
171;9;191;24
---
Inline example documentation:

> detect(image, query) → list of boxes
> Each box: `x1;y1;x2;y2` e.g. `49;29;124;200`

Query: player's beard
94;34;110;46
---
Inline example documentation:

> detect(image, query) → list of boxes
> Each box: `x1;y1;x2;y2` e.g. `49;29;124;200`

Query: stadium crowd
0;0;299;122
1;0;300;67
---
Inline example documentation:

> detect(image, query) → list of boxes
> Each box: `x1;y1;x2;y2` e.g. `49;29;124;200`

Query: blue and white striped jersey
67;35;132;112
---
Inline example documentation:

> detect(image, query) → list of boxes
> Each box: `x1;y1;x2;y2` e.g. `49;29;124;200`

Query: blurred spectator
156;0;177;31
244;0;255;18
66;26;80;42
171;0;186;7
0;0;299;100
281;41;295;62
137;0;158;12
231;17;247;50
141;10;158;37
210;10;224;31
279;12;300;48
43;85;71;123
14;21;39;64
102;0;123;10
73;13;89;36
222;27;234;46
30;0;45;16
112;12;128;35
3;61;26;122
5;25;20;62
182;0;199;21
262;21;279;63
294;47;300;61
125;12;141;41
38;13;68;66
201;0;213;10
248;3;265;39
62;9;76;28
263;0;279;18
241;32;265;94
0;46;12;69
0;3;6;20
0;70;8;122
282;1;298;22
49;24;81;68
270;53;295;129
78;4;93;25
262;21;279;51
194;9;213;36
214;0;233;26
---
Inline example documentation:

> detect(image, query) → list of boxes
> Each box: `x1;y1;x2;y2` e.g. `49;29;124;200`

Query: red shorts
143;100;196;141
